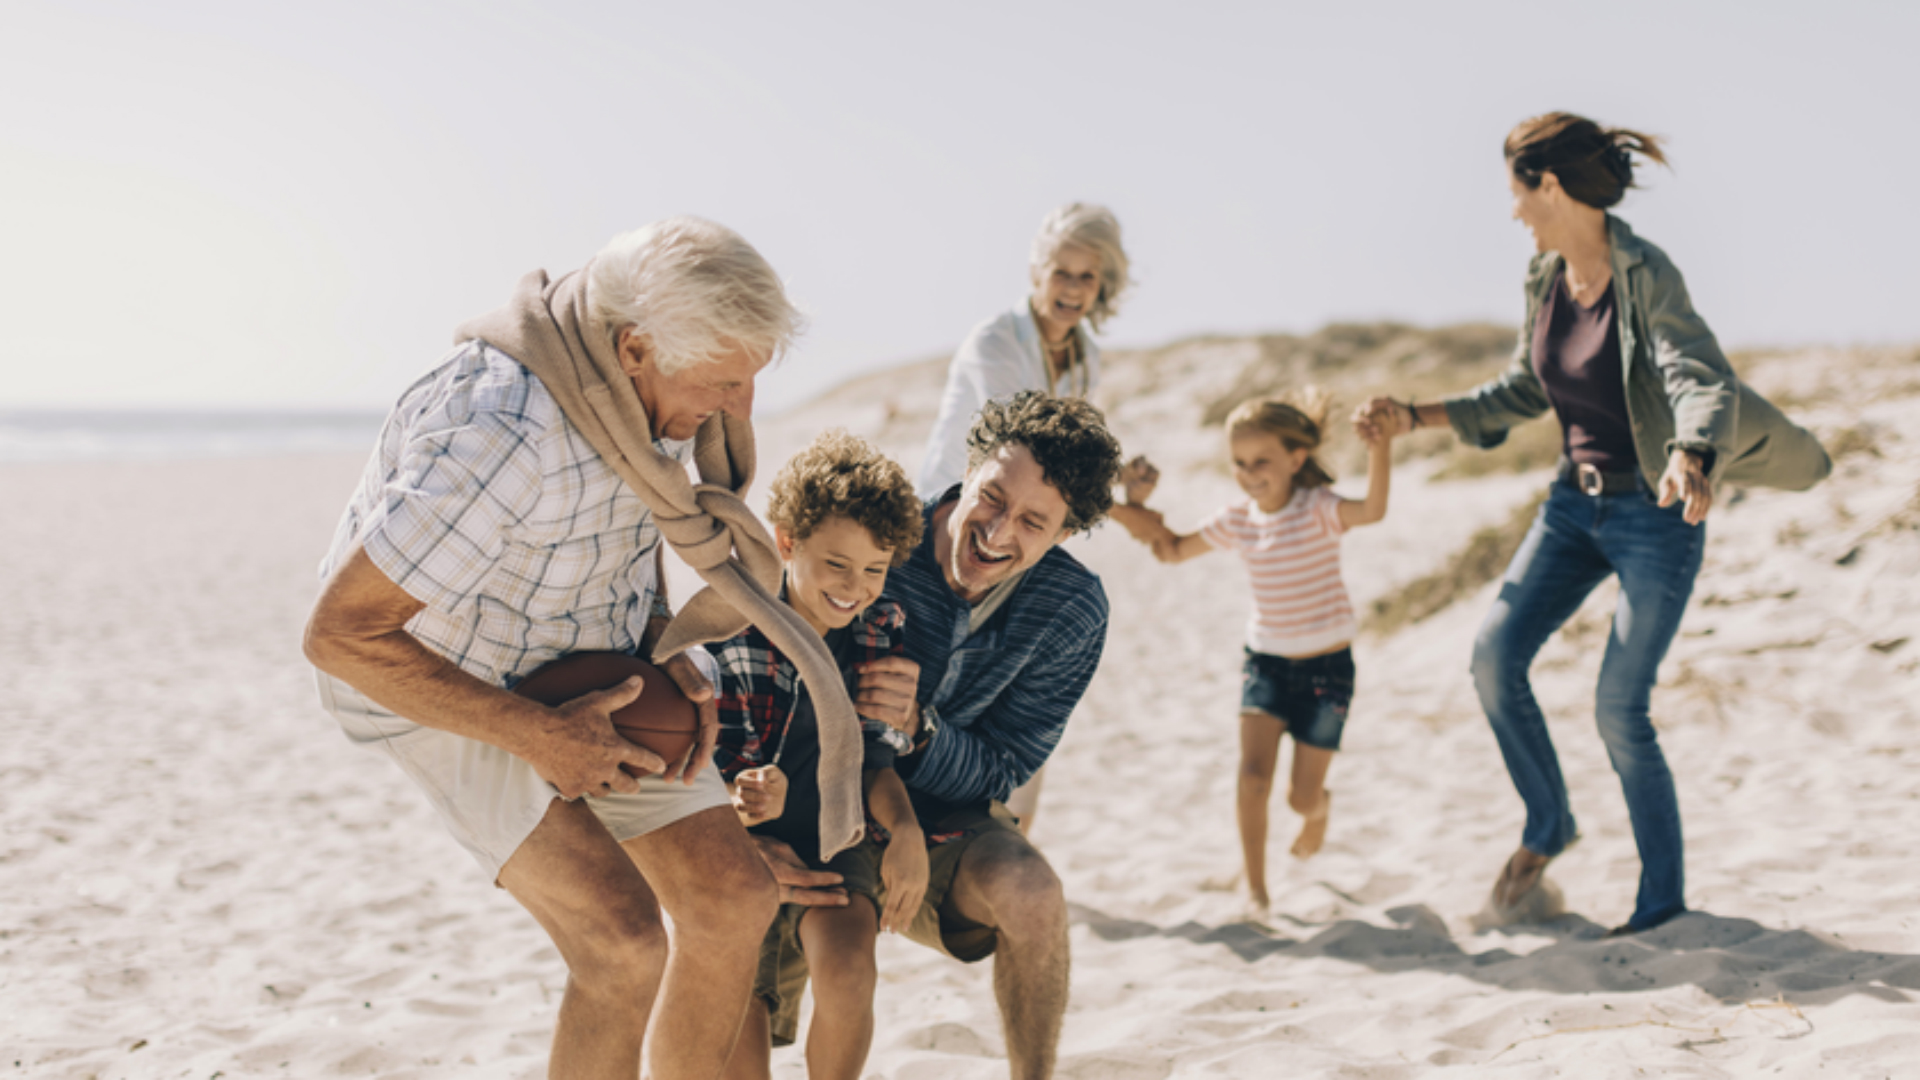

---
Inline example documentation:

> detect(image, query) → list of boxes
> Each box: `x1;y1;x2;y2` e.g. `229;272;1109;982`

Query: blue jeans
1470;479;1705;930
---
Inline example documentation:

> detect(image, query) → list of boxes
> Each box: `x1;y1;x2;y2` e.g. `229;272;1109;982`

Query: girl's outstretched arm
1338;402;1395;529
1151;530;1214;564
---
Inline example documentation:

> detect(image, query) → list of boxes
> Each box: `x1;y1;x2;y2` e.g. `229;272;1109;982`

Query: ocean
0;409;389;463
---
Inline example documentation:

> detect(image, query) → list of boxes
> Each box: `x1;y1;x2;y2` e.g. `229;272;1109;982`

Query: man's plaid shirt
320;342;690;691
711;597;910;780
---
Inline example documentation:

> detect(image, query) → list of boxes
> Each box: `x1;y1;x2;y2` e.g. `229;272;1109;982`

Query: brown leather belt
1557;459;1639;496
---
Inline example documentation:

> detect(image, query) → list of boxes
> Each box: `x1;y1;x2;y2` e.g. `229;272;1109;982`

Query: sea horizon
0;406;391;464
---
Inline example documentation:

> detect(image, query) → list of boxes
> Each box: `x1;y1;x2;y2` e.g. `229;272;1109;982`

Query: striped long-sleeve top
1200;485;1357;658
884;496;1109;816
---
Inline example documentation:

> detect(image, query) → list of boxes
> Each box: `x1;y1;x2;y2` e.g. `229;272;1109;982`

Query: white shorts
315;654;730;883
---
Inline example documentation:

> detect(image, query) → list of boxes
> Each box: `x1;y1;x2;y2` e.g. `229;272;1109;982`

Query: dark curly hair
965;391;1122;534
766;430;924;566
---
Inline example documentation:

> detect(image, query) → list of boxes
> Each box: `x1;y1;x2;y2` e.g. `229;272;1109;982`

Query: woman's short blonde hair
1028;203;1130;333
1225;388;1337;489
588;216;807;376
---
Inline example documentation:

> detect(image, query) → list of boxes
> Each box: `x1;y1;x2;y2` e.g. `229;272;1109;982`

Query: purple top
1530;269;1636;473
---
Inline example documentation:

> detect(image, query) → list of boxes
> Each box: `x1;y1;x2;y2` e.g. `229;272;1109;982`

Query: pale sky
3;0;1915;414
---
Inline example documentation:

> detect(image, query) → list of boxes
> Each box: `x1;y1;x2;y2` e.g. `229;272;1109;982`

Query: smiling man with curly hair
839;389;1122;1080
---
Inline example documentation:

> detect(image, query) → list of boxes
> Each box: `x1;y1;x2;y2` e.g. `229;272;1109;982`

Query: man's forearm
308;619;552;758
304;545;555;758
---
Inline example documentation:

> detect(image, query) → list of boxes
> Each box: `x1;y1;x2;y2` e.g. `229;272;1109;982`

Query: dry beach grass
3;330;1917;1077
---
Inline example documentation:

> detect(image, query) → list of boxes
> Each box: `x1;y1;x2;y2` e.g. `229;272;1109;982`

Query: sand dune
4;333;1917;1077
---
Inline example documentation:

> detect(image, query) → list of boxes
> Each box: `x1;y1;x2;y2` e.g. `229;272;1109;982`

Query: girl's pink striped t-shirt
1201;485;1356;658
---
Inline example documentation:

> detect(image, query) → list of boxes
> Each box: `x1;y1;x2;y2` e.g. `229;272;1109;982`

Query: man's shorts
755;840;885;1047
895;800;1024;964
315;668;731;883
1240;647;1355;751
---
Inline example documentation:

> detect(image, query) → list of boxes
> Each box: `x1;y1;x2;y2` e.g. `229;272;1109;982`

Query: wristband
911;704;939;753
1402;398;1421;430
648;593;673;622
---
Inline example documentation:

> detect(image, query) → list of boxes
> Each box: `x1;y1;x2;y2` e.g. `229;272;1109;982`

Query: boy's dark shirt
712;596;906;867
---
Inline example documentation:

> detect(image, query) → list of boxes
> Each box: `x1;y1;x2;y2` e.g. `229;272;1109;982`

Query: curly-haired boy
712;429;925;1080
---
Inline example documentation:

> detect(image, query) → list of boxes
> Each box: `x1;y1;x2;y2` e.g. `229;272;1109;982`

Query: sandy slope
3;341;1917;1078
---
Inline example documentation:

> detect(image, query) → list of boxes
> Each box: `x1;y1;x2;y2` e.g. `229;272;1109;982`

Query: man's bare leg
623;804;780;1079
1287;743;1335;859
946;830;1069;1080
718;996;773;1080
1237;713;1284;909
798;897;880;1080
497;798;671;1080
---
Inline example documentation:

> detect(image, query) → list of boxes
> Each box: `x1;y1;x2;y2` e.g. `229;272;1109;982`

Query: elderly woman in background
1360;113;1828;936
915;202;1132;836
917;203;1131;498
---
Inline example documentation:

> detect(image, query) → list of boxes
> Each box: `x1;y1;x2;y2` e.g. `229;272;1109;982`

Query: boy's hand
1120;455;1160;505
732;764;788;826
879;830;930;934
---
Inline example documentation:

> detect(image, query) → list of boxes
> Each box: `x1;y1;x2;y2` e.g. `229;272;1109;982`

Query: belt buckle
1576;463;1605;496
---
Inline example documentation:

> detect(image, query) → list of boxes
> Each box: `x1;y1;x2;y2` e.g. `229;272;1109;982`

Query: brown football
510;652;699;774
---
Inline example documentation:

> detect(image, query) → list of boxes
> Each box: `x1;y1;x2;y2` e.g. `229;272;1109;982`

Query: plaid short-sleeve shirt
321;341;690;689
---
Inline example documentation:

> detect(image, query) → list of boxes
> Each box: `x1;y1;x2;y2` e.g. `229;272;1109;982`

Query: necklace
1034;317;1088;398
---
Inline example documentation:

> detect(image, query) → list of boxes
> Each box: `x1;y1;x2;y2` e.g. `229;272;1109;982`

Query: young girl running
1126;390;1394;916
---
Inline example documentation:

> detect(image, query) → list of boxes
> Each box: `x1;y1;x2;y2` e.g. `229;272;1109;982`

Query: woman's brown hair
1505;112;1668;210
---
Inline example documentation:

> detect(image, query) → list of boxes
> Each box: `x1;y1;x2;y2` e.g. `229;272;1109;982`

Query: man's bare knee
626;808;780;941
961;834;1066;942
679;852;778;939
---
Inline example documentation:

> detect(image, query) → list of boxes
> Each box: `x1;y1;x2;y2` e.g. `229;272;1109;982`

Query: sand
4;342;1918;1078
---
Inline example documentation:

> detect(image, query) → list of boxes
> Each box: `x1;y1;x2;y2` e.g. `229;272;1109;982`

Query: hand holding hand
531;677;669;800
1120;455;1160;505
1656;448;1714;525
855;656;922;737
657;650;719;784
879;829;930;934
732;764;789;826
1351;398;1403;445
752;835;848;907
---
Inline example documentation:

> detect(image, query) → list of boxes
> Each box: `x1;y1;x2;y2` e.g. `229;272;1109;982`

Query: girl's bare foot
1491;846;1552;909
1290;790;1331;858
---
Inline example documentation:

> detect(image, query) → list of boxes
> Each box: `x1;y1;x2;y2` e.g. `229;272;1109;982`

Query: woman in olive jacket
1361;112;1827;935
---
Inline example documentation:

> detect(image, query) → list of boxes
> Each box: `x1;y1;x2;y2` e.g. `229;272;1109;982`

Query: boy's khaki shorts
316;669;730;883
754;801;1025;1046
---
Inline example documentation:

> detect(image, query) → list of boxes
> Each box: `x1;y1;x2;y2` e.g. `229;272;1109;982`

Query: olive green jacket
1443;215;1830;493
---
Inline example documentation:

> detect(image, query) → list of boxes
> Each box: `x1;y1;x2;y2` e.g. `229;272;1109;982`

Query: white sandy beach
4;338;1918;1078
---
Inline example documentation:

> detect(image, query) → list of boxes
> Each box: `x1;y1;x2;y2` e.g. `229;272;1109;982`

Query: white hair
1028;202;1131;332
588;216;806;375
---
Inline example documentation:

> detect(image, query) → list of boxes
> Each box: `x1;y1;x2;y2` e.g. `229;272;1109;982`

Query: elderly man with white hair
305;217;853;1079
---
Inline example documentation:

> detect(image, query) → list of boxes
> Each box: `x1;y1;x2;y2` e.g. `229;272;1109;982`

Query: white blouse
915;300;1102;498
